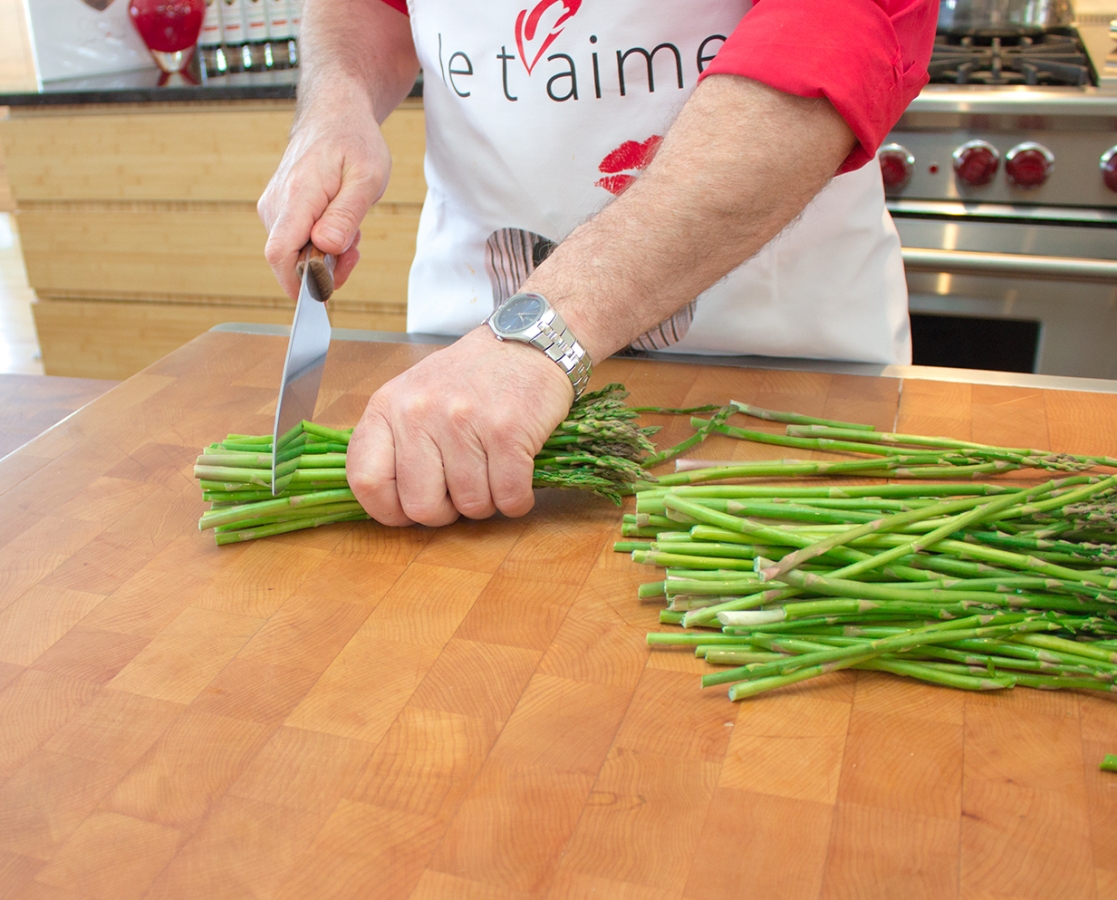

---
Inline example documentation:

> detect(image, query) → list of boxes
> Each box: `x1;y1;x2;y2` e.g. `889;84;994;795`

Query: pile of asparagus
196;383;1117;700
194;384;657;544
624;404;1117;700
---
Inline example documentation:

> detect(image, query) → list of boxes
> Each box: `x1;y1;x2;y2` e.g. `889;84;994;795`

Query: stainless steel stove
881;20;1117;379
929;28;1094;85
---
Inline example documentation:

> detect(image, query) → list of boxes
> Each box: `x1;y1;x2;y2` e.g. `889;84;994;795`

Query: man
258;0;937;528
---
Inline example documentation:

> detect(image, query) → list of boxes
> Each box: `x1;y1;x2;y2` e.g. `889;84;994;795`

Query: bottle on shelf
265;0;295;69
288;0;301;67
244;0;270;69
198;0;227;79
220;0;248;72
199;0;299;77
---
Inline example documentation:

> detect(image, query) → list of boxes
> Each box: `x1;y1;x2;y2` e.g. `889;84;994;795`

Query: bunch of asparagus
625;404;1117;700
195;384;657;544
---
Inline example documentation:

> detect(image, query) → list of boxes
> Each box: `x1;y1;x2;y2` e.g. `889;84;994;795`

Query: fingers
438;400;498;520
348;396;463;529
263;208;318;299
375;392;462;527
347;331;571;528
488;440;537;519
311;156;387;255
332;231;362;290
259;122;390;299
356;410;536;527
396;445;462;528
346;405;414;528
260;154;335;299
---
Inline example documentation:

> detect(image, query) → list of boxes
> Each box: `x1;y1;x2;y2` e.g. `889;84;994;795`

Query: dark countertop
0;68;423;108
0;67;298;107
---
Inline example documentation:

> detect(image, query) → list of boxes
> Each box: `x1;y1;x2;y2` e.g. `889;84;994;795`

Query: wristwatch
487;292;593;400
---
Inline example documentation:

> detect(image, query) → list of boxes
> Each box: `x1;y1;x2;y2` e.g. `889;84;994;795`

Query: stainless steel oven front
881;23;1117;379
895;204;1117;378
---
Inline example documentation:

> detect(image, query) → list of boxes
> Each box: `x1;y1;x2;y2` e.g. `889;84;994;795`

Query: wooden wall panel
0;101;427;205
2;97;427;380
0;125;13;214
33;299;406;380
18;204;419;304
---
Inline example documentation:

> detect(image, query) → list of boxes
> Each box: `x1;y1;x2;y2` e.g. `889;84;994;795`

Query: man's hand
347;328;574;527
258;97;390;299
257;0;417;298
346;75;856;528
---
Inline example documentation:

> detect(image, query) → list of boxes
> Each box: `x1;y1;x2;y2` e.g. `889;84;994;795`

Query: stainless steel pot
937;0;1075;33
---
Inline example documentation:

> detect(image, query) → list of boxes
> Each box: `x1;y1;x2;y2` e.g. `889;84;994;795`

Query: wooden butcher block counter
1;328;1116;900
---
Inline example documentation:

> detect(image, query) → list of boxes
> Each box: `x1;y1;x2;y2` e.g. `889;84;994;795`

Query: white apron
403;0;912;365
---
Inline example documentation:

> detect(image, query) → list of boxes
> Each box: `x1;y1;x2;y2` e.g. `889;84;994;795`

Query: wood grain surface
0;101;426;205
0;128;13;215
0;374;116;458
0;331;1115;900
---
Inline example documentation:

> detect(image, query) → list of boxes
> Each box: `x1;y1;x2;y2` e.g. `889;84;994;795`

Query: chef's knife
271;242;335;495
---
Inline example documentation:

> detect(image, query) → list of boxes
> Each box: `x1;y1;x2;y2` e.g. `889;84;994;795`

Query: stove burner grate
929;30;1094;86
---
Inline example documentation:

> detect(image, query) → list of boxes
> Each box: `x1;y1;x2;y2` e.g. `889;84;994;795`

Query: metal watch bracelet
489;293;593;400
534;310;592;399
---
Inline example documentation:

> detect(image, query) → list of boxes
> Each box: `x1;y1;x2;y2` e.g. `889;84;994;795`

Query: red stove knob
1102;146;1117;193
953;140;999;187
1005;142;1054;188
878;143;915;191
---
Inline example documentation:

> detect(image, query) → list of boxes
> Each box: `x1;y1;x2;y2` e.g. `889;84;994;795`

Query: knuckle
398;392;437;424
401;497;457;528
445;399;477;432
263;238;284;267
455;493;496;520
486;401;529;437
345;467;380;501
347;473;410;528
494;485;535;519
346;472;386;509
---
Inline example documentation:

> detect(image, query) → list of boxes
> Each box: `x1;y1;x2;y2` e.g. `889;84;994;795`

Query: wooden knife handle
295;243;336;302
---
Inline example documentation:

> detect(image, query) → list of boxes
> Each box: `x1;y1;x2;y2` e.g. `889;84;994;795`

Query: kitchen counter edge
211;322;1117;396
0;73;424;107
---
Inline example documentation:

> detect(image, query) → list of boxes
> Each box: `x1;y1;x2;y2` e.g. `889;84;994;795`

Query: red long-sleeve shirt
377;0;937;173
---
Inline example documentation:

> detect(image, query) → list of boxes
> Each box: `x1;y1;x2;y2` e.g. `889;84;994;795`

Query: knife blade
272;242;335;495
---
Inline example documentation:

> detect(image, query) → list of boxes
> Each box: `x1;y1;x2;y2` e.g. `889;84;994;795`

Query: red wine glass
128;0;205;82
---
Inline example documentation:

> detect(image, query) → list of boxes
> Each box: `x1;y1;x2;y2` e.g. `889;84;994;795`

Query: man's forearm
297;0;418;125
521;75;858;364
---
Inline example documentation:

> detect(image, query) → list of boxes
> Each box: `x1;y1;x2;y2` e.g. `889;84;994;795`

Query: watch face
494;293;545;333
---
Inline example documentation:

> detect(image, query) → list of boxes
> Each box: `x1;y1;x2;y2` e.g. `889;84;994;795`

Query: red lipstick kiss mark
595;135;663;195
515;0;581;75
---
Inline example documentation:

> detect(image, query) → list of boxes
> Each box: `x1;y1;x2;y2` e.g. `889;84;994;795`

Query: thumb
310;165;388;256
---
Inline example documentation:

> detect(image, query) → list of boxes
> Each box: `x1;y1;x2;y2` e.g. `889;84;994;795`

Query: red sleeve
699;0;937;173
380;0;409;15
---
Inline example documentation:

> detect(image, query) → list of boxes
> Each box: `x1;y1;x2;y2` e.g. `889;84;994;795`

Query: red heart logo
515;0;581;75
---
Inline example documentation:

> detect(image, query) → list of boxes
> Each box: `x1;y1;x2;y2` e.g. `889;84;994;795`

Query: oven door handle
902;248;1117;284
